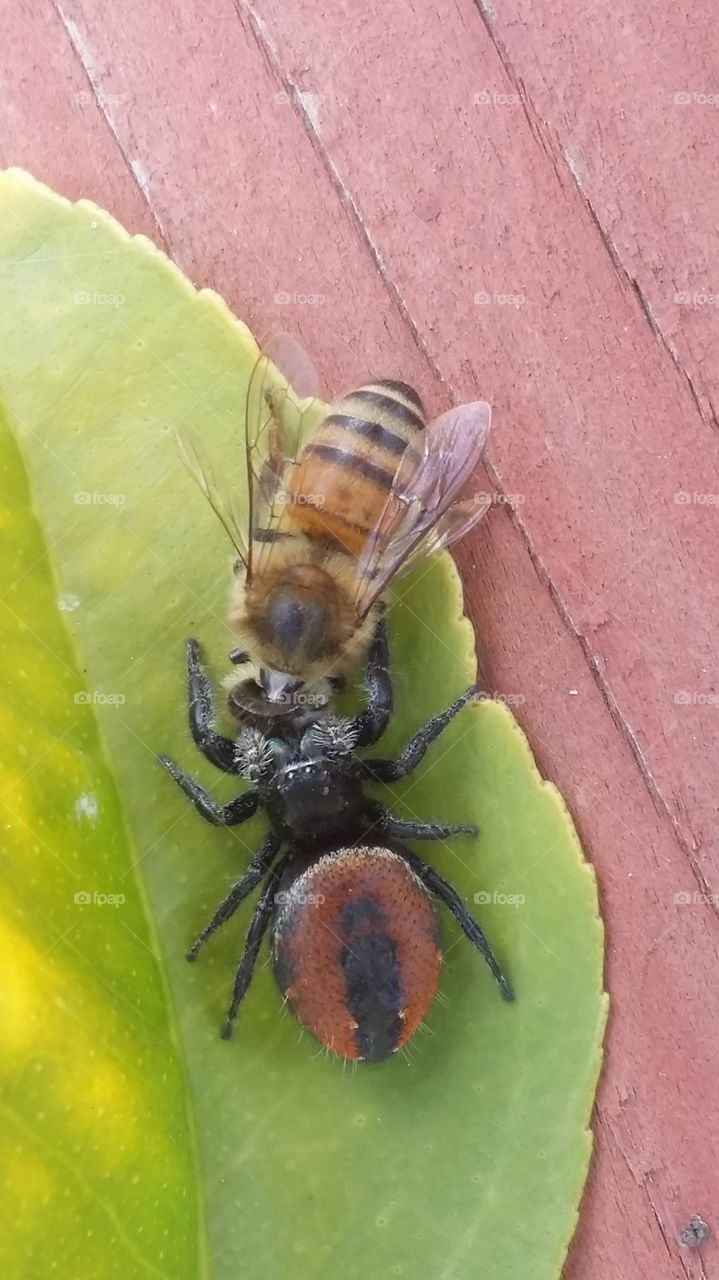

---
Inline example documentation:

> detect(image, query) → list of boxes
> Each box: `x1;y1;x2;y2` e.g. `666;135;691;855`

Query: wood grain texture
2;2;717;1276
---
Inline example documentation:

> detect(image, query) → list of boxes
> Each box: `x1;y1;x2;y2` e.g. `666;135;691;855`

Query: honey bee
180;335;492;708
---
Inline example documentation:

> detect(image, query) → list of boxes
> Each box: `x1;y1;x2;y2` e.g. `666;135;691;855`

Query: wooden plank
252;0;719;868
475;0;719;427
21;0;430;385
2;2;717;1276
3;3;157;235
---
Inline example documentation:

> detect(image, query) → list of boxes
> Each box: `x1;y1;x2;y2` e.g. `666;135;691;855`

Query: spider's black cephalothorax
159;619;514;1049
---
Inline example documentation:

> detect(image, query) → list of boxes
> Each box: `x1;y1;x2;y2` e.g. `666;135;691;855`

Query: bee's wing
352;400;491;616
263;332;322;402
176;428;250;569
177;333;321;580
399;490;493;572
244;334;322;579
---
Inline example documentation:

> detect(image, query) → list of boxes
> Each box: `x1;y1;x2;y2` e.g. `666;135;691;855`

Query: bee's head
230;558;377;708
260;564;343;672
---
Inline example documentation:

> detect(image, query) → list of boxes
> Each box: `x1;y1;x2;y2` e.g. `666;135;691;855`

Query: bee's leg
361;685;481;782
222;854;290;1038
159;754;259;826
187;833;282;960
187;637;238;772
390;839;514;1003
375;810;479;841
347;615;393;748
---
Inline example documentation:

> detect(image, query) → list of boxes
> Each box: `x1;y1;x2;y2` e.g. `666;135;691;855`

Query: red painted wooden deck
4;2;718;1275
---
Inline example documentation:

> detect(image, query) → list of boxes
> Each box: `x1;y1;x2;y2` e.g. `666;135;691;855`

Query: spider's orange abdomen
272;846;442;1062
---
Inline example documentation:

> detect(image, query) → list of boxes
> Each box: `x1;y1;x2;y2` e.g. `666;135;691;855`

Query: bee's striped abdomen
286;381;426;555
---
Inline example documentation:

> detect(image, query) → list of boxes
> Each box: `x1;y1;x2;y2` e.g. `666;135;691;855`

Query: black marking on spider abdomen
339;897;403;1062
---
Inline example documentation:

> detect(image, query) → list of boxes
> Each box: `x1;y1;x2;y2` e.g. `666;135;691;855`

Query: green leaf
0;408;202;1277
0;169;606;1280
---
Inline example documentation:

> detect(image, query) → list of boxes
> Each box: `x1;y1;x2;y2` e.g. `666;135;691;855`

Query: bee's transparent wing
352;400;491;616
176;428;249;569
399;491;493;573
263;332;322;403
244;334;323;578
176;333;322;580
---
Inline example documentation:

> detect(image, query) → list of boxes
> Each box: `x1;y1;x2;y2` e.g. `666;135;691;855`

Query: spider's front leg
361;683;482;783
346;614;393;749
186;637;239;773
159;754;259;826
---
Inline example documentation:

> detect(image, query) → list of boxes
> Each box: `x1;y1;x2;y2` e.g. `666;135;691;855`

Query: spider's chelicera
159;621;514;1063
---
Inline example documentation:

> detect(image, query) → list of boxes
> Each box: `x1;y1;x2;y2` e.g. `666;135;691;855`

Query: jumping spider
160;621;514;1062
